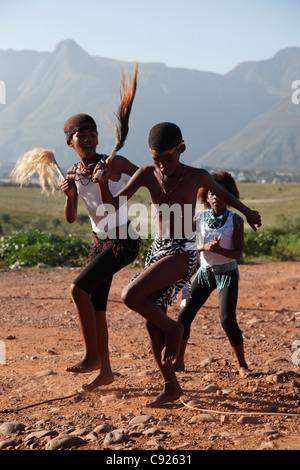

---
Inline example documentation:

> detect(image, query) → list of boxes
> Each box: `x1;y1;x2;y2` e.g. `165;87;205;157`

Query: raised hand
246;210;262;232
60;177;76;198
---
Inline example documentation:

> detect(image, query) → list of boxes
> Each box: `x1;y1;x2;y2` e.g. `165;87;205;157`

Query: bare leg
67;284;101;373
146;320;182;408
232;342;249;377
122;253;188;364
81;310;114;390
173;338;188;372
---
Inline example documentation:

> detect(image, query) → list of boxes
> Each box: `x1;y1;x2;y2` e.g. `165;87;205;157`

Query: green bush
270;233;300;261
0;230;89;267
243;230;278;258
243;229;300;262
1;227;299;269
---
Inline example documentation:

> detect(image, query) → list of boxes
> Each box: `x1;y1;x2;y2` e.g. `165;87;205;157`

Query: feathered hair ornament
93;62;138;182
11;148;65;194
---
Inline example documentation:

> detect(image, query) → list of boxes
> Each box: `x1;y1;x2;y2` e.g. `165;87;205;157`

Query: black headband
65;125;97;138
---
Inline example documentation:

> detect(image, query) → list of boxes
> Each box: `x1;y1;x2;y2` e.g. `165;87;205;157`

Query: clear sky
1;0;299;74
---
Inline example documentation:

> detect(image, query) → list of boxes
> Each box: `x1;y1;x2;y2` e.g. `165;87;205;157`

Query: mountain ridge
0;39;299;177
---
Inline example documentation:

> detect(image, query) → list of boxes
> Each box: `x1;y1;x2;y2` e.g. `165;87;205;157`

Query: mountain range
0;39;300;178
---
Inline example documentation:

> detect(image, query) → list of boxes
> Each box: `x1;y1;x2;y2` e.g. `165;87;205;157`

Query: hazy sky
1;0;299;74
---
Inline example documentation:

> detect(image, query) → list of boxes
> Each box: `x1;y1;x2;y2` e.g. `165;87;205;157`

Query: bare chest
150;166;194;206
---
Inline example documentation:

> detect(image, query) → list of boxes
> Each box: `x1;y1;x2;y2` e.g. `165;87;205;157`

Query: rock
186;399;202;407
100;395;117;404
103;428;128;446
203;373;219;381
0;421;26;434
70;427;89;436
35;369;56;377
93;424;110;434
189;414;216;423
266;372;285;383
204;384;220;393
261;428;278;436
247;317;262;326
23;435;36;447
46;435;85;450
129;430;143;438
237;416;260;425
0;438;18;449
258;440;276;450
129;415;154;426
86;432;98;441
220;414;230;424
25;429;58;440
171;441;192;450
146;439;161;447
200;357;216;367
143;427;161;436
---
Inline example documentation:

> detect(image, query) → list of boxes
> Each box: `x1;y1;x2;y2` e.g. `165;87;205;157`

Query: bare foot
81;370;114;391
66;356;101;374
162;323;183;365
173;358;185;372
239;366;250;378
146;380;183;408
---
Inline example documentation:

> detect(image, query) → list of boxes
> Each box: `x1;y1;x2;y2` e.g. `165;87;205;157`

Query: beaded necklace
153;164;186;219
74;154;106;185
206;208;229;229
159;164;186;205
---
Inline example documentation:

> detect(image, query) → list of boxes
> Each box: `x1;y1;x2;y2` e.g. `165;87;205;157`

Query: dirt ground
0;262;299;451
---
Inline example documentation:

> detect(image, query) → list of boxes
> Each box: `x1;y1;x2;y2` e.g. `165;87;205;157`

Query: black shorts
73;233;140;311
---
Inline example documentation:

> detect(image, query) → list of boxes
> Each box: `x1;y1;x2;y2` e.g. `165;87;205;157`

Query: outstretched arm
108;154;138;178
197;169;261;231
98;165;146;211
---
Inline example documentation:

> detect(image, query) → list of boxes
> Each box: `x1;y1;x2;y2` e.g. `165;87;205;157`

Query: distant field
0;182;299;240
234;182;300;230
0;184;152;242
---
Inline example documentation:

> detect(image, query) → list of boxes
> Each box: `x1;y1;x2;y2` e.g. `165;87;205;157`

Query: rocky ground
0;262;299;452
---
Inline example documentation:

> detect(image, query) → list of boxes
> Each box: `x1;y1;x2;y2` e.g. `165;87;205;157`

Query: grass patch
0;182;299;266
238;182;300;229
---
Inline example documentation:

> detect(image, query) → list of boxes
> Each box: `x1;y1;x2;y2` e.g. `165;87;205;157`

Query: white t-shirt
74;173;128;236
197;209;236;266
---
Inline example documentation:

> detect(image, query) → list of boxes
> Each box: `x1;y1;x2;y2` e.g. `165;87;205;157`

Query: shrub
243;229;300;262
0;230;89;267
243;230;278;259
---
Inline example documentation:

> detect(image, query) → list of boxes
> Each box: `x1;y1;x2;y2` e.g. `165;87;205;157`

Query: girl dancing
60;113;139;390
175;170;249;377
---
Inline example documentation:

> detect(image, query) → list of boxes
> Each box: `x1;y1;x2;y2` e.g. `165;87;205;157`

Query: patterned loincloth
88;221;141;265
132;235;198;307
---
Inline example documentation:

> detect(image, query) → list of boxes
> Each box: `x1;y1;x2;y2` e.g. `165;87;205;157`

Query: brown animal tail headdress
93;62;138;182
